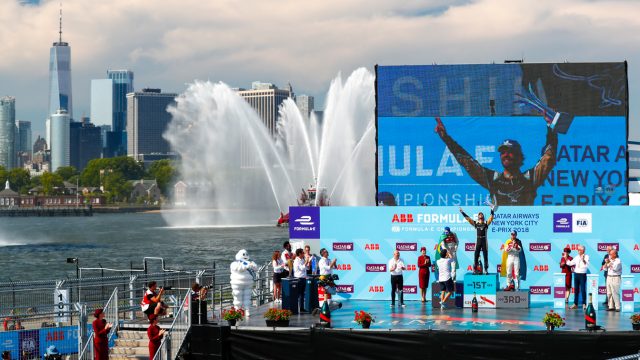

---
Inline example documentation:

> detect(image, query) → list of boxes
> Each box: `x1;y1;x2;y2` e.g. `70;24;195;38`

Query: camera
161;286;173;291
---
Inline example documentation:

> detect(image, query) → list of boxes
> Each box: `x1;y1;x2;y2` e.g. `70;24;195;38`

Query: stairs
110;329;149;360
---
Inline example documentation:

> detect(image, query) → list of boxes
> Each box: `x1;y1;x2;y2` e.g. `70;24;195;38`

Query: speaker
187;324;230;359
191;300;208;325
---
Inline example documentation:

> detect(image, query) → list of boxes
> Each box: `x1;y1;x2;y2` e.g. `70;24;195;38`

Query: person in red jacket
92;308;112;360
560;246;574;304
417;247;431;303
147;314;165;360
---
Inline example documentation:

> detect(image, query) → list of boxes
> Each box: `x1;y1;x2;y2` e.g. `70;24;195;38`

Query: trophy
287;259;294;278
515;83;574;134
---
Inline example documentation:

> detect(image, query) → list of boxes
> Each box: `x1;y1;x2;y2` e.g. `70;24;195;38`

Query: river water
0;212;287;282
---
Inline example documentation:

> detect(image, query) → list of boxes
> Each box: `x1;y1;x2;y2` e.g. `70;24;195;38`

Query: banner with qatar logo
309;206;640;302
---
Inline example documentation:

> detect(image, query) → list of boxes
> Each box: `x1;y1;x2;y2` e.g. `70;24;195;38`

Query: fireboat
277;184;330;227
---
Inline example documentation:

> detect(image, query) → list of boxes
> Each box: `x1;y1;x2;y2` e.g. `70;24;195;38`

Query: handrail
153;291;191;360
77;287;119;360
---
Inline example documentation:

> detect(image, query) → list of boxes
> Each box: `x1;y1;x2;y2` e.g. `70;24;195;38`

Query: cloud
0;0;638;137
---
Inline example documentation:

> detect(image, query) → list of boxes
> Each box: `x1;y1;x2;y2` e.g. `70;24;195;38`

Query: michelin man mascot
230;249;258;316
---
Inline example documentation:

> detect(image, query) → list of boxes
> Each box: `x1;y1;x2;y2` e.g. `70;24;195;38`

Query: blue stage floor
241;300;636;332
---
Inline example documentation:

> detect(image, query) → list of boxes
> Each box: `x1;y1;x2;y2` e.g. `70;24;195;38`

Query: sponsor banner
333;242;354;251
396;242;417;251
319;206;640;302
622;289;634;301
403;286;418;294
554;213;572;232
336;285;354;293
553;287;565;299
530;243;551;252
365;264;387;272
598;286;607;295
598;243;619;252
531;286;552;295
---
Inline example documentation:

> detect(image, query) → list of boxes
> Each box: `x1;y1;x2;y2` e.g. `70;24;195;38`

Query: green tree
41;172;64;195
104;172;132;203
8;168;31;194
81;157;145;187
55;166;78;181
147;159;177;196
0;166;7;187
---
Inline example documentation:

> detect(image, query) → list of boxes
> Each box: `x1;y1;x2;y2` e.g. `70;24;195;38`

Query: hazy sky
1;0;638;139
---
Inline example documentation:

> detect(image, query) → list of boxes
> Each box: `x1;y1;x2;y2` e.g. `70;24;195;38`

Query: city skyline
0;0;638;141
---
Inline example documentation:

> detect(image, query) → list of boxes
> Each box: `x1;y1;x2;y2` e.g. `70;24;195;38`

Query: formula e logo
530;243;551;252
530;286;551;295
336;285;354;293
333;242;354;251
289;207;320;239
365;264;387;272
294;215;314;226
553;213;572;233
392;214;413;223
630;265;640;273
391;226;401;233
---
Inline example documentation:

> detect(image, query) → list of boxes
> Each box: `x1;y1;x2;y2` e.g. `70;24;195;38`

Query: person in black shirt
460;206;495;274
435;116;558;205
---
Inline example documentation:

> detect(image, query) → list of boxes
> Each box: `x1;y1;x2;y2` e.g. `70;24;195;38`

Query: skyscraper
0;97;16;169
15;120;32;168
70;117;102;171
295;95;314;121
126;89;176;161
91;71;134;157
47;7;72;147
237;82;293;135
50;109;70;171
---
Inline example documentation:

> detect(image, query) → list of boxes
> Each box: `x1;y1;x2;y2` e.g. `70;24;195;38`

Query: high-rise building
295;95;314;121
70;117;102;171
50;109;70;171
47;7;72;146
126;89;176;161
237;82;293;135
15;121;32;154
0;97;16;169
91;71;134;157
15;120;32;168
48;9;72;118
100;124;111;154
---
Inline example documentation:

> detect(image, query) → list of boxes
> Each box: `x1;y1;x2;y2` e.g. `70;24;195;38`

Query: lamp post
66;257;79;302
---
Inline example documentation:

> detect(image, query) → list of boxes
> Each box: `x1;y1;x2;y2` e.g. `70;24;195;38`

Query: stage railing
152;291;191;360
77;287;119;360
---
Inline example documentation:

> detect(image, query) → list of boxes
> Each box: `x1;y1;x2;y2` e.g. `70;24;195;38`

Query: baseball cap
498;139;522;153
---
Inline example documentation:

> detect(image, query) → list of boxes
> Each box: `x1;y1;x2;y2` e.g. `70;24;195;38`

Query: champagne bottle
472;292;478;313
585;293;596;330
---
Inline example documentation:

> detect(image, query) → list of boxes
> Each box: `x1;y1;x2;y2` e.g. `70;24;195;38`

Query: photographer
191;282;209;324
141;281;169;319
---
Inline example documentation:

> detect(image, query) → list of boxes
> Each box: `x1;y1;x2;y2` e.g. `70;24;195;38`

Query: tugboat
276;183;329;227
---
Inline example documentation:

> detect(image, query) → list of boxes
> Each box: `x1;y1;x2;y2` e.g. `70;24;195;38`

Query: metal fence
152;292;191;360
0;258;274;359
